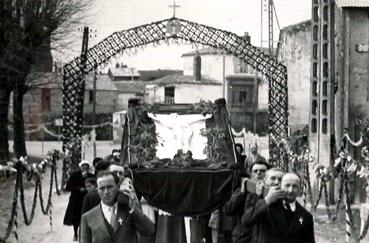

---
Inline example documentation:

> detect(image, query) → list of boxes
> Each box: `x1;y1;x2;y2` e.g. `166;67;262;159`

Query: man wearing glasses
221;160;270;243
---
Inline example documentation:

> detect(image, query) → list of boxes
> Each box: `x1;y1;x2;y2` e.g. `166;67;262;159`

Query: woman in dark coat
63;160;94;241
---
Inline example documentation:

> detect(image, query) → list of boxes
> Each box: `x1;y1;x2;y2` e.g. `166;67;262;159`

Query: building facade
145;74;222;104
14;72;119;140
181;45;268;133
277;20;312;133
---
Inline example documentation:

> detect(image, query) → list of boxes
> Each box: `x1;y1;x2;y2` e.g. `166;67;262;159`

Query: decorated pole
49;202;53;232
345;200;351;243
13;208;18;242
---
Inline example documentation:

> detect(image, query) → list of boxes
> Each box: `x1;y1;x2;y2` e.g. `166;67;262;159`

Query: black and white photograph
1;0;369;242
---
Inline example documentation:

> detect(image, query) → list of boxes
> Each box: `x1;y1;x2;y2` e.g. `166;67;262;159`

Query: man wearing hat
63;160;94;241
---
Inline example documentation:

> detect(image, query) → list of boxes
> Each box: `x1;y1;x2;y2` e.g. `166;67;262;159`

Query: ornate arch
62;17;288;166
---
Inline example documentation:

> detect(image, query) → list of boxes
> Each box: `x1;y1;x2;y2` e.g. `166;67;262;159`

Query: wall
20;87;118;140
145;84;164;104
183;54;234;81
82;90;118;114
333;16;369;213
258;81;268;110
115;93;140;111
183;53;269;112
347;10;369;128
277;22;312;132
145;83;222;104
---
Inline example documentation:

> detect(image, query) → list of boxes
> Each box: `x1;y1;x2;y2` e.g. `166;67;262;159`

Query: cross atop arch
169;0;180;17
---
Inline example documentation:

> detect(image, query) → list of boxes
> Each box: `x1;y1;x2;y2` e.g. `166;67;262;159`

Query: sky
57;0;311;70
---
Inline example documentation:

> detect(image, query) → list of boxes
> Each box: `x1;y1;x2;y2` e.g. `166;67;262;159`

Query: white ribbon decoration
344;133;363;147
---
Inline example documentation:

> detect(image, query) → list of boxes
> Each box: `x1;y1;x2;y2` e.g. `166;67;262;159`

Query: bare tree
0;0;94;162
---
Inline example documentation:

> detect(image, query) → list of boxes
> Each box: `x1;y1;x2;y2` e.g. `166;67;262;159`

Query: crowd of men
62;144;315;243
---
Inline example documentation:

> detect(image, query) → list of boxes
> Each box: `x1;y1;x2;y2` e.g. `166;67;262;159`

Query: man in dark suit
80;171;155;243
242;172;315;243
81;160;111;214
222;160;270;243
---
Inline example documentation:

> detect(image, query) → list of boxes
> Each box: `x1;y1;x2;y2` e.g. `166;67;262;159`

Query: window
88;90;94;104
230;87;253;108
41;88;51;112
322;100;328;115
311;118;317;133
312;81;318;96
312;99;317;115
239;91;247;103
239;61;249;73
164;87;175;104
322;118;328;134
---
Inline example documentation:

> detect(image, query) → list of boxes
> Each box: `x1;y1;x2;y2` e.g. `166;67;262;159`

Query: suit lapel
284;202;304;237
113;206;128;234
269;203;290;235
95;205;112;237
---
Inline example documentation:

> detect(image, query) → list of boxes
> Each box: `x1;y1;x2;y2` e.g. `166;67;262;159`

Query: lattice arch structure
62;17;288;166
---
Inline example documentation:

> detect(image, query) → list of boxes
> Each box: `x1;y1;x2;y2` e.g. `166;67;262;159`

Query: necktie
109;206;116;227
283;201;293;213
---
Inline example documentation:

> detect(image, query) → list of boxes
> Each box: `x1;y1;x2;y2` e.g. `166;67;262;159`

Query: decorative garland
0;166;19;243
200;128;230;167
343;133;363;147
193;100;215;115
7;121;124;139
38;167;54;215
0;150;64;242
19;174;39;225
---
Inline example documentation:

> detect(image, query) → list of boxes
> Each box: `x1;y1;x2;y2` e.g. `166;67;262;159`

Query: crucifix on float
169;0;180;17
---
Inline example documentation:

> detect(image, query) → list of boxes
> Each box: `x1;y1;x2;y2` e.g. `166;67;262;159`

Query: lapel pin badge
299;217;303;225
118;217;124;226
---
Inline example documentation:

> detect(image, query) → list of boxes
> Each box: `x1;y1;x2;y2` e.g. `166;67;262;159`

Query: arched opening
62;17;288;166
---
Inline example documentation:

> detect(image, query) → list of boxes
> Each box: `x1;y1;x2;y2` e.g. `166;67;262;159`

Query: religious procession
1;0;369;243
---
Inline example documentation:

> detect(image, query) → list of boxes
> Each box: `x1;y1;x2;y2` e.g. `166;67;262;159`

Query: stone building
276;20;312;133
180;43;269;134
276;1;369;206
15;72;119;140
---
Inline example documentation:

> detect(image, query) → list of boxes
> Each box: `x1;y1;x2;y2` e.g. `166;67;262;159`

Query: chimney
193;53;201;81
34;36;53;72
243;32;251;44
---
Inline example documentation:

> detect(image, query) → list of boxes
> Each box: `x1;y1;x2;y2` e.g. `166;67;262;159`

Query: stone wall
277;21;312;133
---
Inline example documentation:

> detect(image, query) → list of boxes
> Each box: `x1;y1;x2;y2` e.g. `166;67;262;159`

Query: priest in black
241;173;315;243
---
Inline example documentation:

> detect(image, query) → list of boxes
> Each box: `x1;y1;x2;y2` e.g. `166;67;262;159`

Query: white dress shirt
101;202;117;224
283;200;296;212
289;201;296;212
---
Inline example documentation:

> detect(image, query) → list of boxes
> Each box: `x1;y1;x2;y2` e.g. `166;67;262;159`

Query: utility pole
92;67;97;158
78;26;97;158
90;28;97;158
268;0;273;56
222;54;226;98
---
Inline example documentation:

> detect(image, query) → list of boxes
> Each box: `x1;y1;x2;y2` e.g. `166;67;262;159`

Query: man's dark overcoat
242;193;315;243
